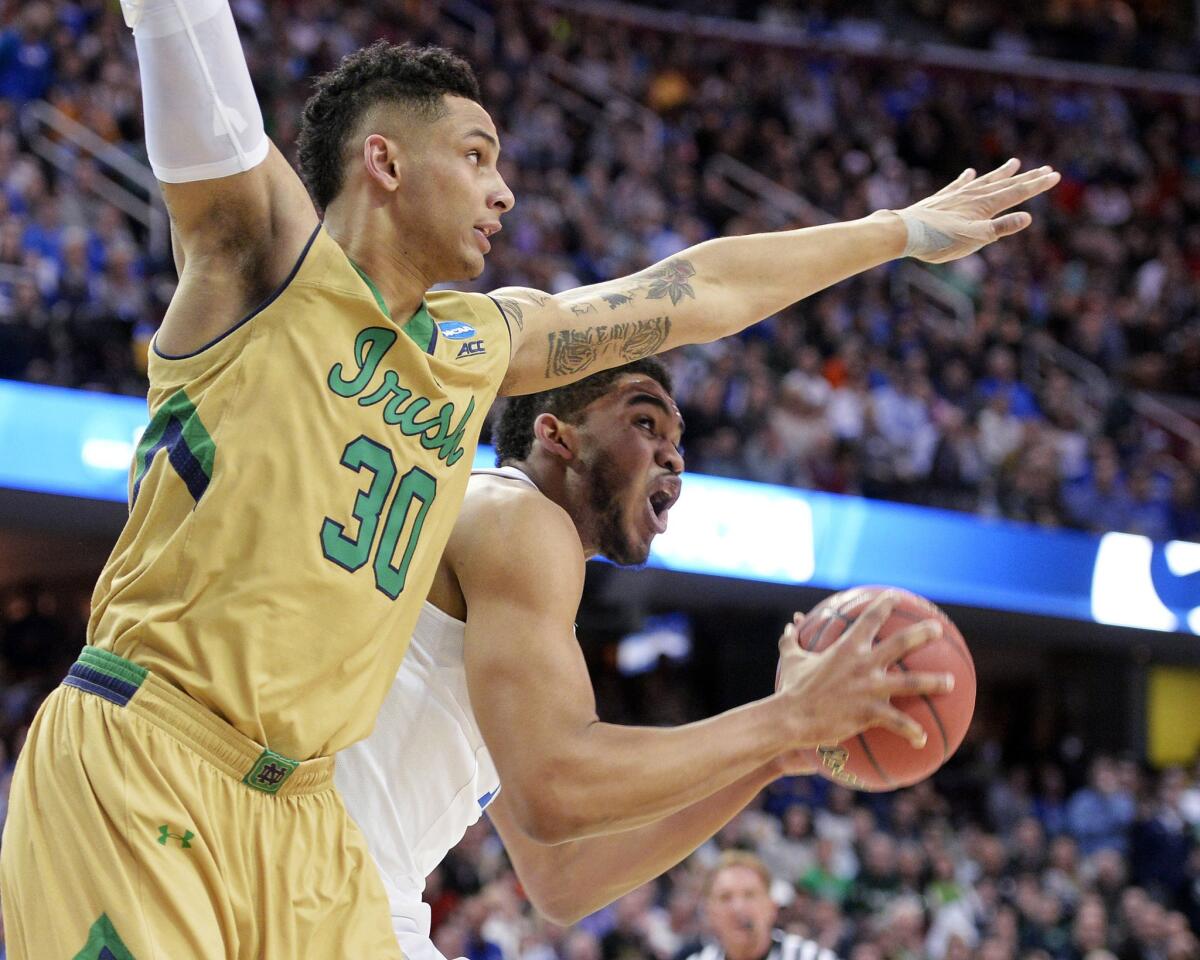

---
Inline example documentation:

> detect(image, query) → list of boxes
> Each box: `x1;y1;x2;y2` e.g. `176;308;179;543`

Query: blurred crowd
423;754;1200;960
0;0;1199;540
429;748;1200;960
0;583;1197;960
616;0;1200;72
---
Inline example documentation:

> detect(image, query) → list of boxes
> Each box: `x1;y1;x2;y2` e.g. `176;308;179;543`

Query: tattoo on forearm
493;295;525;332
602;293;634;310
642;258;696;306
545;317;672;379
527;291;551;307
595;258;697;313
570;302;598;316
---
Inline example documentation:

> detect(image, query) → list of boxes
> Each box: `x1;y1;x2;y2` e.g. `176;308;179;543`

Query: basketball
789;586;976;792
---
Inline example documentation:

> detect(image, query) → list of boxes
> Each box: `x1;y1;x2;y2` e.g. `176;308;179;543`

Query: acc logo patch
456;340;486;359
437;320;478;341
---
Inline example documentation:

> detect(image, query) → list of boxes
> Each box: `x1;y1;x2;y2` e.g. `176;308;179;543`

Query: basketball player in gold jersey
0;0;1058;954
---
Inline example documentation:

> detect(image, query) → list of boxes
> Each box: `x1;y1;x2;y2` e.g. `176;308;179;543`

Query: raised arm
127;0;317;355
493;160;1059;396
454;494;951;848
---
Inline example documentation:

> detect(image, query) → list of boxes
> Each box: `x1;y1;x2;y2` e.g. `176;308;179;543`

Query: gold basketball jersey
87;225;511;759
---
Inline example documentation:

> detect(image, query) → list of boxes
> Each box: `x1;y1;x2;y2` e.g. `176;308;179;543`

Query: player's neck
512;456;601;559
324;214;429;324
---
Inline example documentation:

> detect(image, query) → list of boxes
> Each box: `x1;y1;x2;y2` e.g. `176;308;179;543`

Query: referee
682;852;840;960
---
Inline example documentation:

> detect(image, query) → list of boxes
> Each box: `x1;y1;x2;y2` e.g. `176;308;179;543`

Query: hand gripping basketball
775;587;975;791
775;591;951;749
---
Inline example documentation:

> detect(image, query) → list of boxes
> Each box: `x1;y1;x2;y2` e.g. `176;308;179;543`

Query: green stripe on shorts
78;648;148;689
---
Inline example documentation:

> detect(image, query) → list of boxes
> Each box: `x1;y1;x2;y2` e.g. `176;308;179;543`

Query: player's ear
362;134;401;192
533;413;577;462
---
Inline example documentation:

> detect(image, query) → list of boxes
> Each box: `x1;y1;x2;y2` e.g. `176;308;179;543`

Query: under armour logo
157;824;194;849
256;763;289;786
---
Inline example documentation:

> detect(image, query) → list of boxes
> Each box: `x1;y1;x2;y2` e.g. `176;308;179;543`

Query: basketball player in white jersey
337;358;953;958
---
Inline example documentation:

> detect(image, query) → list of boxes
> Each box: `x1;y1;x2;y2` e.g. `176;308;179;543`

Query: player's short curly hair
297;41;481;210
493;358;674;466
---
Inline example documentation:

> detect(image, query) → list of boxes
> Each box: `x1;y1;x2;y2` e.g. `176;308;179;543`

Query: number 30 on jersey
320;435;437;600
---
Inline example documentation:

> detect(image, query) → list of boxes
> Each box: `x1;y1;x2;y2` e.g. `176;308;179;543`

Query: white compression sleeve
130;0;269;184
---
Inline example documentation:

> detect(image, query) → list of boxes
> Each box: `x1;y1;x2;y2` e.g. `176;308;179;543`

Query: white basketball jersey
336;468;534;960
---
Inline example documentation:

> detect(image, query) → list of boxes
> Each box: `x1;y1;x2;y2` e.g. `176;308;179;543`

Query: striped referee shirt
683;930;839;960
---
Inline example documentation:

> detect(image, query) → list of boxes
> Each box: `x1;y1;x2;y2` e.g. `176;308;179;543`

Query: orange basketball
790;586;976;791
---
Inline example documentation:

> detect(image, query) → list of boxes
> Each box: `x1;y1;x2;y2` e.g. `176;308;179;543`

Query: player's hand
888;158;1060;264
774;593;954;749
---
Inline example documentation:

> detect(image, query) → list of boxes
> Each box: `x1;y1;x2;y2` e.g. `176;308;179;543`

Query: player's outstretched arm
455;495;952;850
493;159;1059;397
127;0;318;356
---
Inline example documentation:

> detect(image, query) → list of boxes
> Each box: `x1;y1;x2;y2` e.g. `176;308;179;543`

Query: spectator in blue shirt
1066;757;1135;856
1063;442;1133;534
977;346;1039;419
0;3;55;104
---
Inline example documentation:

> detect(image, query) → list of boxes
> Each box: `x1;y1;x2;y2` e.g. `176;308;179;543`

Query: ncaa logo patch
437;320;478;341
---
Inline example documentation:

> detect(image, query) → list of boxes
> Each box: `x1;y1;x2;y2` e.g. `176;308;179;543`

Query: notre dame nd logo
243;748;299;795
257;763;289;786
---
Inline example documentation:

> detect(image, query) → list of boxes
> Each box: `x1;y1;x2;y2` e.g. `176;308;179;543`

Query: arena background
0;1;1199;958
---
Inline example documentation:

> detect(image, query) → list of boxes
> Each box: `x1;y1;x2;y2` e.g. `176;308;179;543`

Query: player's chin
611;528;653;567
462;244;487;277
610;547;651;568
443;249;486;283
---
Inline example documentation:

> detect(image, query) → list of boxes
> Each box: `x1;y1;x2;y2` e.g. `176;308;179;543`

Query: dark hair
297;41;482;210
494;358;674;465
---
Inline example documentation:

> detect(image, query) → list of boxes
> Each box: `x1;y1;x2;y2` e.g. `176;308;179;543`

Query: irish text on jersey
327;326;476;466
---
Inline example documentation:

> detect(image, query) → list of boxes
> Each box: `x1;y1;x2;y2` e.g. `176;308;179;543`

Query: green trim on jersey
350;261;436;354
131;388;217;506
74;913;137;960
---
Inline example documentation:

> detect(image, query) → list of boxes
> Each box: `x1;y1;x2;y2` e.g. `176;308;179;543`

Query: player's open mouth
473;222;500;254
646;480;680;536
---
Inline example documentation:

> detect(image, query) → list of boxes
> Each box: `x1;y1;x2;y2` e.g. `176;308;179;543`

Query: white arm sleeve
130;0;269;184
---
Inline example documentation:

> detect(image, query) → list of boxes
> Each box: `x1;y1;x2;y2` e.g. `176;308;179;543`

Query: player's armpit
132;0;318;355
155;145;319;357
